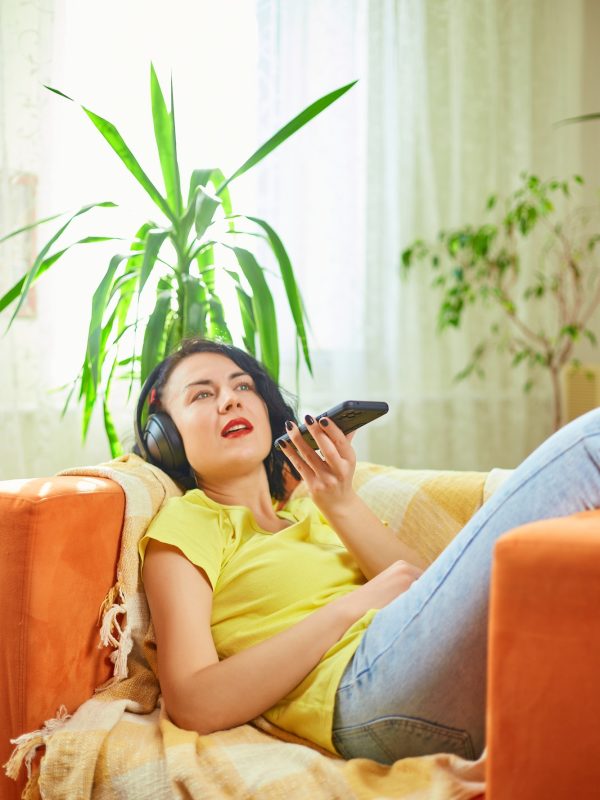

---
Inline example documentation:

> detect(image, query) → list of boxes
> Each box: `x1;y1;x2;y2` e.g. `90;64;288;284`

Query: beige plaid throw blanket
5;454;489;799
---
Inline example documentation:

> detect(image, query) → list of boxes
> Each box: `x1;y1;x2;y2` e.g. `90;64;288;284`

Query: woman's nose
219;389;241;412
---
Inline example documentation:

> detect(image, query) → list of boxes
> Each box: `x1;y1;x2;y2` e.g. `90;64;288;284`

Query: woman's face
160;351;273;485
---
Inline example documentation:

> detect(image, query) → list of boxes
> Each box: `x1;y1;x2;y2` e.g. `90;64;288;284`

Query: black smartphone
274;400;389;451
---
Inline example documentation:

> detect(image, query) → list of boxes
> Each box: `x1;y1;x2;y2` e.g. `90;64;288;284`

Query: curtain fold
0;0;56;479
256;0;588;471
0;0;261;478
0;0;593;477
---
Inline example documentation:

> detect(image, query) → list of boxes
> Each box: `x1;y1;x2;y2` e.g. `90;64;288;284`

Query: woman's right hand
335;559;424;625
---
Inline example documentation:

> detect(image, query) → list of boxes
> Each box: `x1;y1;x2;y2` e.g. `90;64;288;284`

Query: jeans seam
368;719;475;761
332;714;476;761
344;428;600;686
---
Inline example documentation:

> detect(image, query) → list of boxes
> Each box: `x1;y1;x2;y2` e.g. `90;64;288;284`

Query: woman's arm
143;539;417;735
280;418;428;578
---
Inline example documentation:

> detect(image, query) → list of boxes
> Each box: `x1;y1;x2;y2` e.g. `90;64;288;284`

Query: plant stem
550;364;562;431
174;241;188;339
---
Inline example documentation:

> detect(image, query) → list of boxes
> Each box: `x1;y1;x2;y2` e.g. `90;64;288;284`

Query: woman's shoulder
156;488;224;517
139;490;231;577
144;489;230;548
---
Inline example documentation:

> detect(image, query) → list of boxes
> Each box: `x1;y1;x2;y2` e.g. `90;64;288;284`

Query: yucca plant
0;66;357;455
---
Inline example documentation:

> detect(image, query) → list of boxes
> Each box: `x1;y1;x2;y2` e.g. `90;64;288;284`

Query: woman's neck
198;470;290;532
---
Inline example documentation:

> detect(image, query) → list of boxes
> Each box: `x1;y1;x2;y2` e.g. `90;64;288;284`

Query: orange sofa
2;473;600;799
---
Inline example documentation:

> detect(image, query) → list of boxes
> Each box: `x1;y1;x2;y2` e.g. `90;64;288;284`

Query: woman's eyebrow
183;371;250;390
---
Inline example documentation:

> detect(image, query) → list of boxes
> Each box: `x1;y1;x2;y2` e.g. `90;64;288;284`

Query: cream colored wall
582;0;600;191
560;0;600;370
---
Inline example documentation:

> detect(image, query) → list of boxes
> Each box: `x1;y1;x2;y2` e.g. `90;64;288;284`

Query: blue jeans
332;408;600;763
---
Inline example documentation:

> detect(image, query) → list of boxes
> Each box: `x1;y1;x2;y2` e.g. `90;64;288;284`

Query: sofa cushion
292;462;494;565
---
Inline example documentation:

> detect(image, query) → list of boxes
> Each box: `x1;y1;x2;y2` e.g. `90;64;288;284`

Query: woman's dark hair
135;337;299;499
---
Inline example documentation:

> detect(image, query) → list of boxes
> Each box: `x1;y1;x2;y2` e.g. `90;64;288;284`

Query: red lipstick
221;417;254;437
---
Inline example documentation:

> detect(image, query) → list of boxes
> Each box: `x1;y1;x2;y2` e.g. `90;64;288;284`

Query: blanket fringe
98;597;126;649
97;581;122;625
3;705;71;782
3;734;43;781
96;584;132;683
21;772;41;800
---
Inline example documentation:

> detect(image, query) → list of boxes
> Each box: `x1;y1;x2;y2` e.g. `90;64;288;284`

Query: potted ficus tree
401;172;600;431
0;65;357;454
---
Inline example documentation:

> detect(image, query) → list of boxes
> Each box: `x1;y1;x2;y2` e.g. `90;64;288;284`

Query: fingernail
285;420;293;431
319;417;329;427
305;414;315;425
279;439;287;448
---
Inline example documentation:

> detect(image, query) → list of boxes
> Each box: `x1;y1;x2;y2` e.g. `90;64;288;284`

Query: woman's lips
221;418;254;437
223;428;252;438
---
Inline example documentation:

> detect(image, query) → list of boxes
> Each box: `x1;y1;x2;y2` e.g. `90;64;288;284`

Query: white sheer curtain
254;0;371;442
255;0;591;471
1;0;596;479
0;0;260;479
0;0;57;479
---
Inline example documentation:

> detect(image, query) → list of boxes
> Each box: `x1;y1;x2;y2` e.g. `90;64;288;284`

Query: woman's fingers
280;415;355;482
280;419;325;476
279;416;358;510
278;435;312;480
306;422;347;476
312;416;356;464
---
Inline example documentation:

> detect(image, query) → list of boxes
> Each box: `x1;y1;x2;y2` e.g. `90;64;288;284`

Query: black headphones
134;362;195;487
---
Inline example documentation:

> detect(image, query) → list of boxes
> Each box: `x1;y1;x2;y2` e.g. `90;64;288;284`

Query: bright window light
39;0;260;391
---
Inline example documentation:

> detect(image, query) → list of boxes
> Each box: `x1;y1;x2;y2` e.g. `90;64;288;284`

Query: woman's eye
237;382;253;391
192;390;212;401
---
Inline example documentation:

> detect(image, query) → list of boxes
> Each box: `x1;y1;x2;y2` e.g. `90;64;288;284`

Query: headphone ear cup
143;412;188;474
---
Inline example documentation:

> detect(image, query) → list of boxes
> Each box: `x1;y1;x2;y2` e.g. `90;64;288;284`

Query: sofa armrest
487;511;600;799
0;475;125;800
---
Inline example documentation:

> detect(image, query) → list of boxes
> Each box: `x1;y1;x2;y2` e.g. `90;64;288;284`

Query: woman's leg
332;407;600;764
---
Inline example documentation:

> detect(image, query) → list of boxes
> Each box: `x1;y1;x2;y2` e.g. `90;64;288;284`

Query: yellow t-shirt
138;489;375;753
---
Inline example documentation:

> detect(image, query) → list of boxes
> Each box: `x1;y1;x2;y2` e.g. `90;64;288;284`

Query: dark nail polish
319;417;329;427
305;414;315;425
285;420;293;431
279;439;287;448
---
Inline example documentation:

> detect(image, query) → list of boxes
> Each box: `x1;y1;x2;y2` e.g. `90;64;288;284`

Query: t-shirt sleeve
138;494;226;590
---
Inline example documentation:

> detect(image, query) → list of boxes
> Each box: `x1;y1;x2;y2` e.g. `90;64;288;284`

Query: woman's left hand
279;416;357;514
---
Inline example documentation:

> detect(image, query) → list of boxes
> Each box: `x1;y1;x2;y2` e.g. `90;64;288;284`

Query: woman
137;337;600;764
